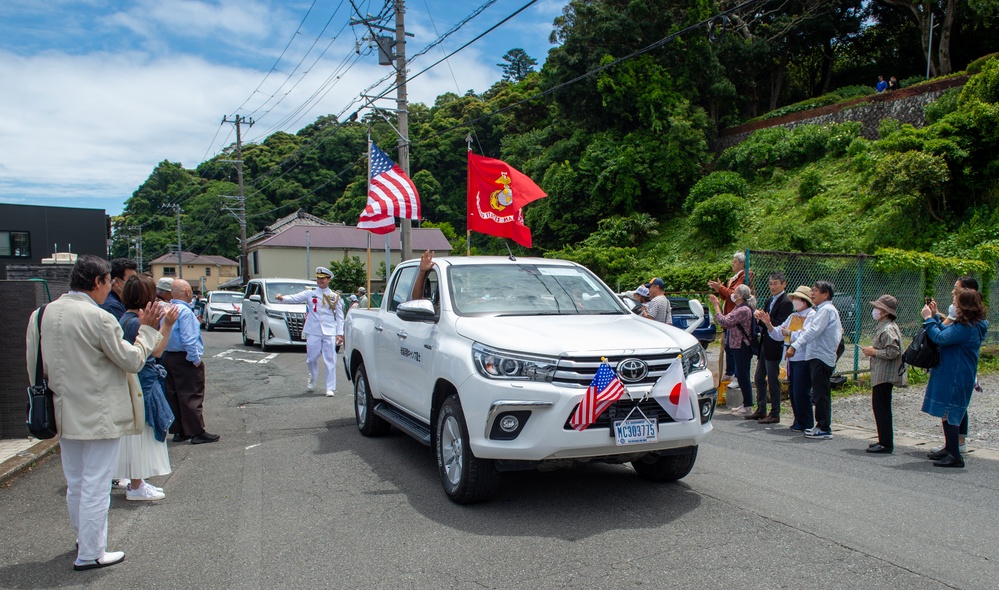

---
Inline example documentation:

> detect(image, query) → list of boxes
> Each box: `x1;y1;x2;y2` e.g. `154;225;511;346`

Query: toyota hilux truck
343;256;717;503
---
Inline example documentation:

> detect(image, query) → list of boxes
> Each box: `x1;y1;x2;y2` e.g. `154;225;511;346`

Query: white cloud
107;0;275;41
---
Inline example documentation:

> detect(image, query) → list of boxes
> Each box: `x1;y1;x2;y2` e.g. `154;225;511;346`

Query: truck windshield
448;264;627;316
211;292;243;304
263;282;313;303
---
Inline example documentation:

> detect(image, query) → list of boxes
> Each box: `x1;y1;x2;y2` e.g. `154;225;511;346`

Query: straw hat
787;285;813;306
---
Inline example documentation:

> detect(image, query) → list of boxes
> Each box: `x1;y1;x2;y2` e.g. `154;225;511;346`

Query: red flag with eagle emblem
467;152;546;247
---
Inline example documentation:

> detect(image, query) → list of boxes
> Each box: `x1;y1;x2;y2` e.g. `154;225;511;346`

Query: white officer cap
315;267;333;279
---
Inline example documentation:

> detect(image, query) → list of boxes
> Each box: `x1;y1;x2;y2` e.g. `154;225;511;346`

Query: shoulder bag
902;324;940;370
26;304;58;439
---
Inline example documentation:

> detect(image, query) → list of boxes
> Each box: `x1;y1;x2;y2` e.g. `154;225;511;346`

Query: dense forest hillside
111;0;999;288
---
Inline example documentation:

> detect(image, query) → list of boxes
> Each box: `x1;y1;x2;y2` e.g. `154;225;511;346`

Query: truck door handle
374;325;383;332
396;330;408;339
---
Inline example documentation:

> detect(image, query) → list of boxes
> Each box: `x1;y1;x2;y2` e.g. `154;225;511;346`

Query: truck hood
453;313;698;356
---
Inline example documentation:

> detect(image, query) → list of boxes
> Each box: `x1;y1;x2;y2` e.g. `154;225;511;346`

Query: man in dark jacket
750;272;793;422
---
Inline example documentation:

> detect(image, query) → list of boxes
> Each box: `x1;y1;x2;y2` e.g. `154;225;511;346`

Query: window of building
0;231;30;257
206;267;212;276
251;251;259;274
163;267;176;277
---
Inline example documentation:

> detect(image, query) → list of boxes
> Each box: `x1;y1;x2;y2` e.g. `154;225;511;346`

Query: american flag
570;361;626;431
357;142;421;234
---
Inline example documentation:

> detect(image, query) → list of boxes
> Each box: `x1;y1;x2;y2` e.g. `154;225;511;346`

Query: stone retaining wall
715;76;967;153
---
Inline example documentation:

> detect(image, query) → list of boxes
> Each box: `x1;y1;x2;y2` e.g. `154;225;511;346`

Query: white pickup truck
343;256;717;503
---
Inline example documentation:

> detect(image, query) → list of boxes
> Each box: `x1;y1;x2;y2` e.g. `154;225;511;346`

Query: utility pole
164;204;183;279
394;0;412;262
128;225;143;271
222;115;254;284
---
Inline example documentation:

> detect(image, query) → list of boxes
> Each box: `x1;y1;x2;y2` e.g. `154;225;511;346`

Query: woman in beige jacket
26;255;163;571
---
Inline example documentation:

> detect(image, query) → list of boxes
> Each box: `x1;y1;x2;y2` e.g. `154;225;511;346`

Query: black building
0;203;109;279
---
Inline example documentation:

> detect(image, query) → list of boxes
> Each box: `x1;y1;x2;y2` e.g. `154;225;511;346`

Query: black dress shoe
926;448;950;460
190;432;220;444
866;444;893;454
933;454;965;468
172;434;191;443
745;412;766;420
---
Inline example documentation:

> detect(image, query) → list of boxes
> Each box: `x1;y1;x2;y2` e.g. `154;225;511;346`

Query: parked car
201;290;244;331
619;293;717;349
240;278;315;352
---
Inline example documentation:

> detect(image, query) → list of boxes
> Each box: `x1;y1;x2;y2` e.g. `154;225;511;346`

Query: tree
498;49;537;82
328;255;367;294
877;0;959;76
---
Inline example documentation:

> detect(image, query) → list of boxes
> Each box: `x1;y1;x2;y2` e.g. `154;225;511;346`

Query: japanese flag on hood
652;359;695;422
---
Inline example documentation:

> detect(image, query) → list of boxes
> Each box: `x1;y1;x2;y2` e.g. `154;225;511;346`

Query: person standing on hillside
750;272;793;423
888;76;899;91
276;267;345;397
876;75;888;93
708;251;749;389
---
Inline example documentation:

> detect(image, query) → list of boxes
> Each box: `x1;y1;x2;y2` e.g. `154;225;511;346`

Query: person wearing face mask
708;284;757;415
860;295;904;454
757;285;816;431
98;258;138;320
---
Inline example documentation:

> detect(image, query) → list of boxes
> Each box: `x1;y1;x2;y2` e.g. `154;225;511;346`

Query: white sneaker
126;481;165;501
727;381;740;389
931;443;968;453
732;406;751;416
75;550;125;571
307;378;316;391
325;389;335;397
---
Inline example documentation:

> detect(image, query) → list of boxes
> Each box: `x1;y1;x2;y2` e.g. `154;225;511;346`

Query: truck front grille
552;351;682;388
563;399;677;430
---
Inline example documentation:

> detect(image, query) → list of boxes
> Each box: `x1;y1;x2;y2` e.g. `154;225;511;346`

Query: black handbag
903;325;940;369
26;304;58;439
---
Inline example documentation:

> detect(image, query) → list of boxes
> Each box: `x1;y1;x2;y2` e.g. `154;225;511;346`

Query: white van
241;278;314;352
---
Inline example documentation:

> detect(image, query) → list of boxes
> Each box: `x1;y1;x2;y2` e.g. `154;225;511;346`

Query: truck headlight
681;344;707;376
266;309;286;319
472;343;557;382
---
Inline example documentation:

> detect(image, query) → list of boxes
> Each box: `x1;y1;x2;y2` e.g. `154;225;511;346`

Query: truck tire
631;447;698;482
354;362;389;436
259;325;270;352
242;321;254;346
435;394;499;504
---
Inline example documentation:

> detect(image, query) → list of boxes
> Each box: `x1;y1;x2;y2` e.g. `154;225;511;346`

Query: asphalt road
1;329;996;589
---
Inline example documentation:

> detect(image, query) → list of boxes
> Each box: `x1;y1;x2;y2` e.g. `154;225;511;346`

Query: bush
966;53;999;75
846;137;870;158
826;121;863;156
878;118;902;139
689;193;748;245
798;168;825;201
900;75;925;88
834;85;876;99
762;94;841;120
684;171;748;213
960;57;999;107
925;87;961;123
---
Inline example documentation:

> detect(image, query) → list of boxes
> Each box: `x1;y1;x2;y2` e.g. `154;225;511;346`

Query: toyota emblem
616;358;648;383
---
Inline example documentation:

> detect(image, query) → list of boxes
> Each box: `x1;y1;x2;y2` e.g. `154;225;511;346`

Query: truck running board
373;402;432;446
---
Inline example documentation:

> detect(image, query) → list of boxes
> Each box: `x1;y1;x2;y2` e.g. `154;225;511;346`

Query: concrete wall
5;265;73;301
0;282;49;438
716;77;967;153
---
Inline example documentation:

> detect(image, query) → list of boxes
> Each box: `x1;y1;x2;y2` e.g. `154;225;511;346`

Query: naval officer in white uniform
275;267;344;396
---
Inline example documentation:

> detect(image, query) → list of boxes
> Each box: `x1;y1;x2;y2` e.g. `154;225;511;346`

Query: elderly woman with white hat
861;295;904;454
275;267;345;396
757;285;816;432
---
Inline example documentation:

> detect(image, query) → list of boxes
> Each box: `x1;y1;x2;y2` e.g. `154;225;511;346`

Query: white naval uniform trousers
282;288;344;391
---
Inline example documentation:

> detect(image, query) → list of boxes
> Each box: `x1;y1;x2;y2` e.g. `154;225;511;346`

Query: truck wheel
259;325;270;352
632;447;698;482
354;362;389;436
435;394;499;504
242;321;254;346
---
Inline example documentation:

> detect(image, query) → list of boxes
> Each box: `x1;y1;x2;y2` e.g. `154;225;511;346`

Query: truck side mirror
397;299;437;323
249;294;261;302
686;299;705;334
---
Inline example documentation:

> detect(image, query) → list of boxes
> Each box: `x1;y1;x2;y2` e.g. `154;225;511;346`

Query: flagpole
466;133;473;257
366;134;373;308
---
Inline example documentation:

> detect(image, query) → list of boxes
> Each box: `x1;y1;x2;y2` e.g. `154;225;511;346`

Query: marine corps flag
467;152;546;247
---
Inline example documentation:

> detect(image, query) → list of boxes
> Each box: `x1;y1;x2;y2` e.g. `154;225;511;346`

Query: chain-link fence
746;249;998;377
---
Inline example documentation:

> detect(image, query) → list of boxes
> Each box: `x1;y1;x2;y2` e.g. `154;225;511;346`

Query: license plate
613;418;659;446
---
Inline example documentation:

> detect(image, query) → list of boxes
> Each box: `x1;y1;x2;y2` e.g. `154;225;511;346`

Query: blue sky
0;0;563;215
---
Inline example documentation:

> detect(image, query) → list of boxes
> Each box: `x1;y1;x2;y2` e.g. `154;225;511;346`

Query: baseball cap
647;277;665;288
635;285;651;298
156;277;174;291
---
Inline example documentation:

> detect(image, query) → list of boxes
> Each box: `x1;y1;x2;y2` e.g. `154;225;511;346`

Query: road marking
215;349;278;364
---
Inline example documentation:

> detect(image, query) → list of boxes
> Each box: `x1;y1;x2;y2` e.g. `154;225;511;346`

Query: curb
0;438;60;487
